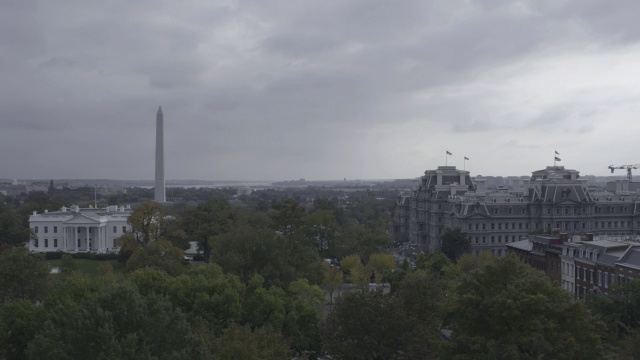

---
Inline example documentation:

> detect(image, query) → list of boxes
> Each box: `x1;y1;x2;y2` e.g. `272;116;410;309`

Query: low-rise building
29;205;132;254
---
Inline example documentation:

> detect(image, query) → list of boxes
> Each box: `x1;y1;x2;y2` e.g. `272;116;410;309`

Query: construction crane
608;164;640;182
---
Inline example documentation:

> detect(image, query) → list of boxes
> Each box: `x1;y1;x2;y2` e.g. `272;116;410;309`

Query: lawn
47;258;125;276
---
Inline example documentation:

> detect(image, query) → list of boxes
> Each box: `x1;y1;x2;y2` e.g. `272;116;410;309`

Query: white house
29;205;132;253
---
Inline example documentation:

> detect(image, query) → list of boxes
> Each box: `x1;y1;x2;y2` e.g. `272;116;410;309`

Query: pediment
63;214;102;224
463;213;492;219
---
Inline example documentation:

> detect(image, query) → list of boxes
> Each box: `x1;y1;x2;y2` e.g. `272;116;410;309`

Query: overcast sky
2;0;640;181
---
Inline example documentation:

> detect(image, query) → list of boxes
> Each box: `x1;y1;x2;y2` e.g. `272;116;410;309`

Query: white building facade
29;205;132;253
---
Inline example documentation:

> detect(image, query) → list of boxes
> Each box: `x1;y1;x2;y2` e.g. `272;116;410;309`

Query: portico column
85;226;90;252
73;226;77;252
98;226;103;253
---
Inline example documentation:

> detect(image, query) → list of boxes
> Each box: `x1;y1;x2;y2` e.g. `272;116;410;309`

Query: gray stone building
393;165;640;256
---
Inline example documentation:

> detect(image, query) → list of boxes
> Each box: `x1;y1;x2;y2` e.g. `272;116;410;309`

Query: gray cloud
1;0;640;179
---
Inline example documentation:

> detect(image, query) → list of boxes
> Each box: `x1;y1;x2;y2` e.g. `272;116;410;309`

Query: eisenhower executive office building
392;164;640;257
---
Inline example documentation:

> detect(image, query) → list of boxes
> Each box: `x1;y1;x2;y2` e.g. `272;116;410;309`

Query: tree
587;279;640;344
117;201;186;263
0;247;50;305
213;324;291;360
0;300;46;360
439;227;470;262
124;201;167;246
323;283;444;360
340;254;366;288
125;240;186;276
183;199;240;263
26;281;205;359
367;252;395;283
321;261;343;305
447;255;606;359
284;279;325;356
0;203;33;251
271;198;305;237
300;210;340;258
59;254;77;274
335;219;390;263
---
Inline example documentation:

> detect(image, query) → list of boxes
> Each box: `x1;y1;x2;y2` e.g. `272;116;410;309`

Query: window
493;209;499;215
34;239;39;247
54;239;58;247
491;223;495;230
122;226;127;233
113;226;117;233
44;226;48;234
34;227;38;234
78;228;81;233
44;239;49;247
597;271;602;286
53;226;57;233
508;208;512;215
78;239;81;247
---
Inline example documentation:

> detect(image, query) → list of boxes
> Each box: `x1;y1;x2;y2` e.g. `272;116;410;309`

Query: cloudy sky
2;0;640;181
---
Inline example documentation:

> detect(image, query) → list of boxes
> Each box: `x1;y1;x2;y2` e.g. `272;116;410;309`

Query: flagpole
464;157;466;171
554;151;556;167
445;151;448;166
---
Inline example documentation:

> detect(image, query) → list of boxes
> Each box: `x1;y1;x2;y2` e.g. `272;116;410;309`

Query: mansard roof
534;183;591;203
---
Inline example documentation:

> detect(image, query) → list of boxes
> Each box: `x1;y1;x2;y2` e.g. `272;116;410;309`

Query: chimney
559;232;568;243
475;177;487;196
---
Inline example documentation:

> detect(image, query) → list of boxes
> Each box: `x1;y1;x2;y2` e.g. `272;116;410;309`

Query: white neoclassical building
29;205;133;253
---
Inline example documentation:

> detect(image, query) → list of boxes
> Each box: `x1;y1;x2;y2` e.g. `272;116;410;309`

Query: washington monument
155;106;166;202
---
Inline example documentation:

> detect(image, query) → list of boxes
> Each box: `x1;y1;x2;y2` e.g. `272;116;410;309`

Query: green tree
321;261;343;305
0;247;50;305
340;254;366;288
125;240;186;276
0;203;33;251
323;284;443;360
183;199;240;263
271;198;305;237
439;227;470;262
587;279;640;349
447;255;606;359
124;201;167;246
26;281;204;359
301;210;340;258
335;219;390;262
59;253;77;274
367;252;395;283
0;300;46;360
285;278;324;355
213;324;291;360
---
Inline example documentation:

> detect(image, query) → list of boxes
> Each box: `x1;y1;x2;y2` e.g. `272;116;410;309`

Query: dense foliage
0;188;636;359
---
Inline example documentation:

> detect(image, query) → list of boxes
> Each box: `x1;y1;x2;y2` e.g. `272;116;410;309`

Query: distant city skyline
2;1;640;180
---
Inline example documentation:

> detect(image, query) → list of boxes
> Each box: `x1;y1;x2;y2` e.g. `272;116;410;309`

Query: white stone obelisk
155;106;166;202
